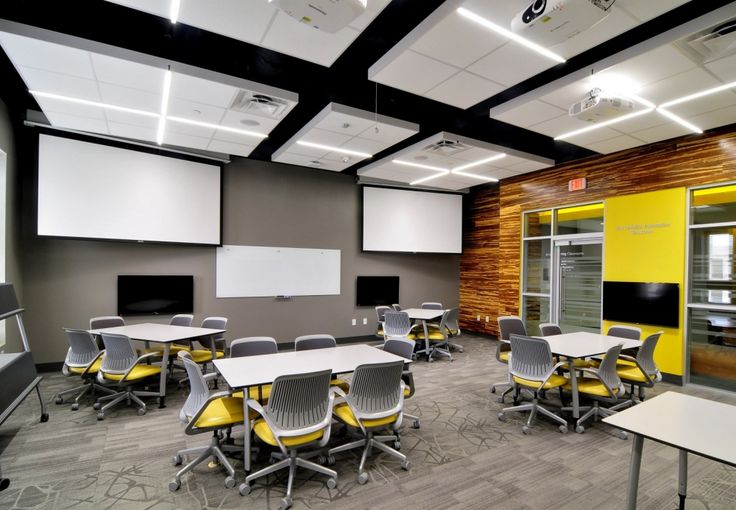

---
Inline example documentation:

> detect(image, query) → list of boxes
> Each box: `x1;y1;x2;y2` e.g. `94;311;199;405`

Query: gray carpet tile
1;335;735;509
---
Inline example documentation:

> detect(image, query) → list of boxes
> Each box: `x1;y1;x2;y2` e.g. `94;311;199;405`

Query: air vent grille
422;139;471;156
675;18;736;64
229;90;290;119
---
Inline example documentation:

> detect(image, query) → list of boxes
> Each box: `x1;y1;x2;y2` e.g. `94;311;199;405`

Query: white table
89;323;226;408
603;391;736;509
213;344;409;473
403;308;444;359
539;332;642;419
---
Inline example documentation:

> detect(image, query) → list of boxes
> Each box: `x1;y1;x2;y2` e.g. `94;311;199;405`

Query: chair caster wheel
559;425;569;434
224;476;235;489
522;426;531;435
497;412;507;422
0;478;8;491
40;413;49;423
491;386;497;394
326;455;335;466
357;471;369;485
55;397;63;405
327;477;337;489
93;403;101;410
137;408;146;416
394;441;401;450
618;430;628;440
172;455;182;466
71;403;79;411
317;455;327;465
412;420;420;429
497;396;505;403
401;460;411;471
239;483;251;496
168;479;180;492
97;412;105;420
575;425;585;434
280;496;292;509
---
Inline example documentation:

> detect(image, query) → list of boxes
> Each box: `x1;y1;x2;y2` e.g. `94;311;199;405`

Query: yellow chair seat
564;378;620;398
499;351;510;362
68;358;102;375
333;403;398;429
145;344;191;356
193;396;246;429
376;327;384;337
415;329;446;341
189;349;225;363
617;366;651;383
233;384;272;401
403;387;411;397
102;364;161;381
331;378;350;393
512;374;568;390
559;357;598;369
253;418;324;447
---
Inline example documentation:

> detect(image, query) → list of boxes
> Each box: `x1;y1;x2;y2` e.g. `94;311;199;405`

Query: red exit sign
568;177;587;191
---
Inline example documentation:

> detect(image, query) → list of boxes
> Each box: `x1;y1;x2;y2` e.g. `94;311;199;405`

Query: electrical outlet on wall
485;316;489;322
362;317;367;325
351;318;356;326
477;315;481;321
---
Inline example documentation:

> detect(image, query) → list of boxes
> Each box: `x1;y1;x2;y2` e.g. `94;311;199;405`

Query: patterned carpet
1;335;735;509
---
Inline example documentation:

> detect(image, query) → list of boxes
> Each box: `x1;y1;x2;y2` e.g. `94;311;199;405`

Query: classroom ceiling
0;1;735;191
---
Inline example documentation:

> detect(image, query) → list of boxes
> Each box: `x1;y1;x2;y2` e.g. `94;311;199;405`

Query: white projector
511;0;615;47
569;89;635;123
274;0;368;33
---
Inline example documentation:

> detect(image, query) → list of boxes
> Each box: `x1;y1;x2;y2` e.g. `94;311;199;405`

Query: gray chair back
90;316;124;329
170;314;194;327
266;369;332;431
421;302;443;310
231;337;278;357
348;361;404;415
445;307;460;334
508;334;555;381
200;316;228;350
179;352;209;424
382;338;415;360
294;334;336;351
607;325;641;340
637;332;663;377
498;316;527;340
100;333;137;374
383;311;413;337
598;343;624;392
64;328;101;367
391;304;402;311
375;306;391;323
539;323;562;336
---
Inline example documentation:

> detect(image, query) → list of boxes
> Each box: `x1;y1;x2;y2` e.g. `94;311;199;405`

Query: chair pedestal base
328;430;409;484
499;396;568;434
170;432;240;491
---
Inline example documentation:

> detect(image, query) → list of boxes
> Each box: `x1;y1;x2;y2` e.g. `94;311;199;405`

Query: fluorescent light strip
170;0;181;23
657;108;703;134
453;170;498;182
30;90;159;118
457;8;566;64
555;108;654;140
393;159;448;172
156;70;172;145
410;170;450;186
167;116;267;138
295;141;372;158
452;153;506;172
660;81;736;109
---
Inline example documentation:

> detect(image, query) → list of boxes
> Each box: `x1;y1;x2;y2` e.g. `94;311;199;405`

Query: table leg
626;434;644;510
678;450;688;510
422;320;431;360
243;386;251;473
159;343;170;408
569;358;579;419
144;341;151;364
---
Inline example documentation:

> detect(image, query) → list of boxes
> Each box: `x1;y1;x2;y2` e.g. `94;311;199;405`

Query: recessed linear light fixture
657;108;703;134
555;108;654;141
167;116;268;138
30;90;159;118
169;0;181;24
453;153;505;172
398;154;504;186
296;141;372;158
393;159;447;172
156;70;172;145
660;81;736;109
457;7;566;64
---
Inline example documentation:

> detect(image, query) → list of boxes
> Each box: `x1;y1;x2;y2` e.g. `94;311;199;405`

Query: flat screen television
356;276;399;307
602;281;679;328
117;275;194;316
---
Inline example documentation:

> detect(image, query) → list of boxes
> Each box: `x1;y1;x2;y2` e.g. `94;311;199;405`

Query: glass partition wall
521;203;603;336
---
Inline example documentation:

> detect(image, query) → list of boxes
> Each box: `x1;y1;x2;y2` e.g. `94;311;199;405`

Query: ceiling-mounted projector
273;0;368;33
569;88;634;123
511;0;616;47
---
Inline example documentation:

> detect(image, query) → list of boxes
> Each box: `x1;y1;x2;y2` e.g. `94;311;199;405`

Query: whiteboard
216;245;341;298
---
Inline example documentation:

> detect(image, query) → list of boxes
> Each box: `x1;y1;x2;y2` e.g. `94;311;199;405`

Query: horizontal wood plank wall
460;126;736;337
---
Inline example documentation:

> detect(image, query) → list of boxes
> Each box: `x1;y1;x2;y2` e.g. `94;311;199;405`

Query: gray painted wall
20;152;460;363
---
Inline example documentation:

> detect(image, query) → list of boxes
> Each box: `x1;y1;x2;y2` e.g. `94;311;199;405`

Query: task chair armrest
575;367;621;399
184;390;241;434
80;350;105;377
120;351;161;382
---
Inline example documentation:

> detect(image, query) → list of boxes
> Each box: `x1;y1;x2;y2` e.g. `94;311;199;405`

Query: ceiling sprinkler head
341;156;351;163
342;122;351;129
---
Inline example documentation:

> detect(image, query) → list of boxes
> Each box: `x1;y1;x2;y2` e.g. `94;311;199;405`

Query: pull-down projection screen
37;134;221;245
363;187;462;253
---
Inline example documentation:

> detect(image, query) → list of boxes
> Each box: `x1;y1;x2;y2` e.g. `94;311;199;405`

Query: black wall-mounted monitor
117;275;194;316
602;281;680;329
356;276;399;307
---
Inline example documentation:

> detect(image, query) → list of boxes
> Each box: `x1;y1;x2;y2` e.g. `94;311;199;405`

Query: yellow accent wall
603;188;687;376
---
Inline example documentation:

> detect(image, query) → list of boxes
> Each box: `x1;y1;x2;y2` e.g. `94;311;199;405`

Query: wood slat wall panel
460;127;736;336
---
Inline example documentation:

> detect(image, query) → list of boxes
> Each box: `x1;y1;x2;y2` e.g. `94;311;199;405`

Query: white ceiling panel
219;110;281;134
505;159;553;174
314;112;375;137
179;0;273;43
630;122;692;143
107;121;157;142
561;126;625;146
610;111;670;133
603;45;697;86
372;51;460;95
18;67;100;100
90;53;166;93
207;139;257;158
425;71;505;109
0;31;94;79
705;53;736;82
44;112;109;134
163;131;212;151
585;134;646;154
169;73;237;108
167;98;225;126
637;67;722;104
528;114;589;138
495;100;567;129
687;104;736;131
35;96;106;120
357;122;418;144
467;43;552;87
616;0;691;23
98;82;161;112
166;117;217;138
104;110;158;129
667;90;736;119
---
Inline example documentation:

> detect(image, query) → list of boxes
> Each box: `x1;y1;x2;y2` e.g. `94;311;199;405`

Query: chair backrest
99;333;137;373
598;343;624;392
421;302;443;310
391;304;402;311
497;316;527;340
382;338;415;361
607;325;641;340
294;334;336;351
383;311;413;337
508;334;555;381
348;361;404;416
178;352;211;424
200;316;227;350
266;369;332;431
230;337;278;357
444;307;460;333
375;306;391;322
637;331;663;376
170;314;194;327
64;328;101;367
90;316;124;329
539;323;562;336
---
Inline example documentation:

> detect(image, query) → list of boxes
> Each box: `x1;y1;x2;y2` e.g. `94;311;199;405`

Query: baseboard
36;361;63;373
661;372;684;386
276;335;383;351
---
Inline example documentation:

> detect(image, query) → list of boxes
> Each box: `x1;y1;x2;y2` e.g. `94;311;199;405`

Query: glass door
554;239;602;334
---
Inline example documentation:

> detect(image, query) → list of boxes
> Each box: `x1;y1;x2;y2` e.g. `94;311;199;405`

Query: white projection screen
37;134;221;245
363;187;462;253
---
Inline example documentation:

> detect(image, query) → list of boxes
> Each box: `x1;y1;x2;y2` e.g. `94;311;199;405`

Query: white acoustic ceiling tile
427;174;474;191
301;129;353;147
607;45;696;87
630;122;692;143
219;110;280;134
372;51;460;95
616;0;690;23
538;82;593;110
275;152;347;172
18;67;100;101
451;146;502;162
704;53;736;83
90;53;165;94
686;104;736;132
425;71;505;109
609;110;666;133
98;82;161;112
468;43;552;87
44;112;109;134
529;113;588;138
410;10;507;69
163;131;212;151
459;0;524;30
207;139;257;158
166;117;217;138
169;73;238;108
638;67;722;105
107;121;157;142
585;134;645;154
667;90;736;119
0;32;95;79
555;7;638;56
506;159;552;174
348;0;391;30
315;111;375;137
358;123;419;144
479;168;518;179
168;98;226;125
262;12;359;67
179;0;273;44
210;128;267;146
34;96;106;120
494;100;567;128
341;137;387;155
561;126;623;146
104;109;159;129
